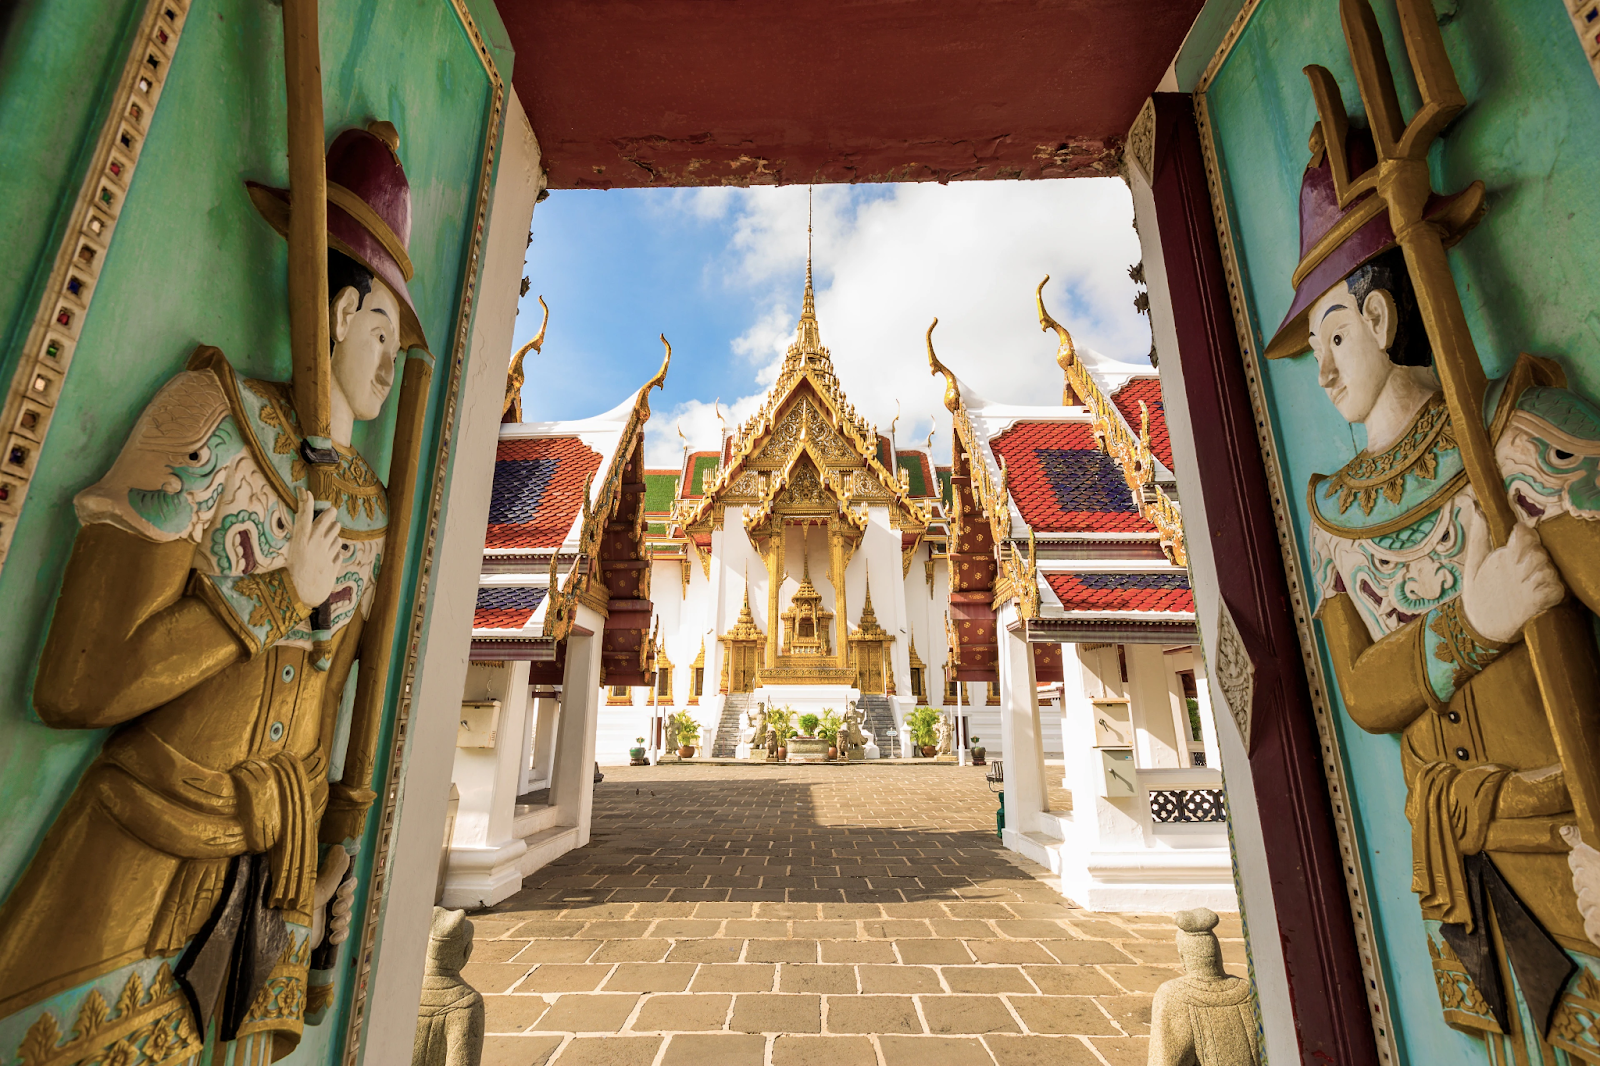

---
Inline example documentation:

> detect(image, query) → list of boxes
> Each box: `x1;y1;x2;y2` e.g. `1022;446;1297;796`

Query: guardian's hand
311;845;356;947
1562;826;1600;949
1461;510;1564;643
286;488;344;607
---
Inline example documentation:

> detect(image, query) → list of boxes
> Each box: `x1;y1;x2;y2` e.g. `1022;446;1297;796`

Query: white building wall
364;89;543;1064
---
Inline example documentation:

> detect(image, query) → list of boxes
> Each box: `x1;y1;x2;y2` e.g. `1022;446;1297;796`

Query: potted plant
767;705;795;760
630;737;648;766
906;705;943;757
817;709;842;760
788;711;835;761
671;711;700;758
970;736;986;765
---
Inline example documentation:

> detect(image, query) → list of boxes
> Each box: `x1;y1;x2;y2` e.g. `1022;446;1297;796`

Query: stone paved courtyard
467;763;1245;1066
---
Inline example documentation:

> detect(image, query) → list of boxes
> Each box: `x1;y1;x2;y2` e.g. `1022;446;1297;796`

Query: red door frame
1147;92;1380;1065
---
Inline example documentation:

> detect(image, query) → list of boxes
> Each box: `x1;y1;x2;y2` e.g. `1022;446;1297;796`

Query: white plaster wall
1128;144;1295;1064
362;89;543;1066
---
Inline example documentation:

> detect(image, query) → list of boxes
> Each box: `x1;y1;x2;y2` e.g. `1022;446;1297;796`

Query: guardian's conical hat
247;120;428;351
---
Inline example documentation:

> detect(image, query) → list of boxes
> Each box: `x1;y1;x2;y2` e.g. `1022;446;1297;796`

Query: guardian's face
1308;279;1395;426
330;277;403;422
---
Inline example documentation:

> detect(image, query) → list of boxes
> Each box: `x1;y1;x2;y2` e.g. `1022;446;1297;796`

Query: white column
551;604;604;847
996;605;1047;844
1192;653;1222;770
528;693;559;791
1056;643;1150;904
1127;643;1182;769
1058;643;1073;789
518;681;538;794
441;660;533;909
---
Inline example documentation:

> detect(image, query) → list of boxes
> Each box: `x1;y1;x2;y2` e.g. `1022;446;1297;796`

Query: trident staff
274;0;437;841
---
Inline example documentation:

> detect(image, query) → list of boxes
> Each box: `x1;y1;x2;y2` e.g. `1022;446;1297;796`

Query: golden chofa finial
504;295;549;423
646;334;673;392
925;319;960;413
1035;277;1080;406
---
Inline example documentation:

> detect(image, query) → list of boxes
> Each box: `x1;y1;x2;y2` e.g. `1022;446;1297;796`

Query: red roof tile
1111;376;1173;472
474;586;548;629
484;436;603;549
1046;572;1194;613
990;422;1157;535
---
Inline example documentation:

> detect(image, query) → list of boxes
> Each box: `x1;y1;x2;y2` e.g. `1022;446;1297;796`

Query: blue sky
510;180;1149;468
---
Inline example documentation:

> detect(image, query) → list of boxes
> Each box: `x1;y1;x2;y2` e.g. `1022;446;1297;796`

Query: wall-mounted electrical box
458;700;502;748
1092;698;1133;748
1098;748;1136;798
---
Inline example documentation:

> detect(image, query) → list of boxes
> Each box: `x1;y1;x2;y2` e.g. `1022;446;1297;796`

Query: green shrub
817;710;842;744
906;705;943;747
798;712;820;736
670;710;700;746
767;706;795;744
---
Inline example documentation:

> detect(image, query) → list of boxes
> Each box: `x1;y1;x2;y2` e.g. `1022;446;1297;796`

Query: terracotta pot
827;746;838;760
777;746;787;760
679;745;695;758
921;745;937;757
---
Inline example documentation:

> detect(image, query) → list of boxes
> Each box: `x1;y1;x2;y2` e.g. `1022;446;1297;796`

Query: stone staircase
711;693;752;757
855;695;898;757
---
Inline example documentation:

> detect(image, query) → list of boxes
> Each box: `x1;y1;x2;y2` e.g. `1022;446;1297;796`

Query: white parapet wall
1001;631;1238;913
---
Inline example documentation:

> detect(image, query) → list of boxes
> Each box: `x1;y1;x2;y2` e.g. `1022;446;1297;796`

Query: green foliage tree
798;712;821;736
906;705;943;748
767;706;795;744
670;710;700;747
817;710;842;745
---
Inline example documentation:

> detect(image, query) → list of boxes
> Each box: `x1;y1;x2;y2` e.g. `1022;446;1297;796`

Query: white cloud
644;180;1147;469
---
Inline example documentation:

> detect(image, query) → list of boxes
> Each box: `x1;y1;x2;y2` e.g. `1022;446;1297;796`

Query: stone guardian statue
413;907;484;1066
1147;908;1259;1066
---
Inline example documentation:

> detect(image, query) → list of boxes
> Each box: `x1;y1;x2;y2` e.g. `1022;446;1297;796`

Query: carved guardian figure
1147;909;1259;1066
0;123;425;1066
1271;115;1600;1060
413;908;484;1066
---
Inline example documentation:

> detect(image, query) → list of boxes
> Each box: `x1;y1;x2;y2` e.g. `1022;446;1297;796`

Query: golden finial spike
925;319;960;413
646;333;672;392
503;295;550;423
1035;277;1080;406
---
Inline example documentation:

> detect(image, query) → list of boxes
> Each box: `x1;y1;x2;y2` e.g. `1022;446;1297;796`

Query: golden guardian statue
0;113;429;1066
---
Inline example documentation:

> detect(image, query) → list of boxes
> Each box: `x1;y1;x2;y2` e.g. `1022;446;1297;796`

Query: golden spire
784;187;830;375
793;541;821;603
737;567;756;626
859;562;878;626
925;319;961;413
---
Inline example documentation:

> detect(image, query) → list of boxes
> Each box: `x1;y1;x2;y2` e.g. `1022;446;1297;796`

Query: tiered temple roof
925;278;1195;674
645;258;946;586
472;328;670;684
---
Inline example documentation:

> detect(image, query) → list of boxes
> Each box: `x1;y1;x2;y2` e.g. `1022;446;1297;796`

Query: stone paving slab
471;764;1247;1065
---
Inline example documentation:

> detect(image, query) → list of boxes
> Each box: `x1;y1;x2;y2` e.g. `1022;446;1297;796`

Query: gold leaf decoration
115;971;144;1019
74;990;110;1039
19;1012;63;1066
